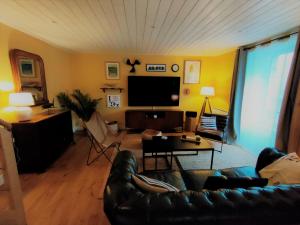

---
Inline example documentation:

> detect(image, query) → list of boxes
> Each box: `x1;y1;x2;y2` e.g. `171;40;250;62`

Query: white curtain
238;35;297;155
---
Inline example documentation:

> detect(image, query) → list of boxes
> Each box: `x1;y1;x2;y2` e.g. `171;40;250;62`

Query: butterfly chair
195;113;228;153
84;112;121;165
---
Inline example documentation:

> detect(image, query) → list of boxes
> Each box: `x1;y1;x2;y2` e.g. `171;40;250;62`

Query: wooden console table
0;109;74;173
125;110;183;132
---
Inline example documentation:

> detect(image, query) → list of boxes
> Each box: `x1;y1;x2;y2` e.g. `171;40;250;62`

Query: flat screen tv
128;76;180;106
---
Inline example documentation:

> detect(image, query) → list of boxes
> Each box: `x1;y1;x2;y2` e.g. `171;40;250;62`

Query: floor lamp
200;86;215;116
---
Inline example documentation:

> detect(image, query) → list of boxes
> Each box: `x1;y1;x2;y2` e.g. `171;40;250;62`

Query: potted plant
57;89;100;122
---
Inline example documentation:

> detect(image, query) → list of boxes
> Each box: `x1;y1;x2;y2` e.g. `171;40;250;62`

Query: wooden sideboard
125;110;184;132
0;109;73;173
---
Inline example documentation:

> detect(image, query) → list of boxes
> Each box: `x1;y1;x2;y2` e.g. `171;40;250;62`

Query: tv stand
125;110;183;132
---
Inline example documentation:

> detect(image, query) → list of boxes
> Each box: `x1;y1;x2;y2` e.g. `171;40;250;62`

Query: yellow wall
71;52;236;128
0;22;72;108
0;21;236;128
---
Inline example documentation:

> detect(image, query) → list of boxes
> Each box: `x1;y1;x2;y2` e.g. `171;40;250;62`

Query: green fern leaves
57;89;99;122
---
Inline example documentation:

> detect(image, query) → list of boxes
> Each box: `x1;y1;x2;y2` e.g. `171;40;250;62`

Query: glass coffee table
142;136;214;171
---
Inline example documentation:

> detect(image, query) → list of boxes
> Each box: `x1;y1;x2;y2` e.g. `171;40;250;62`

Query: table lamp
200;86;215;115
0;81;14;91
9;92;34;121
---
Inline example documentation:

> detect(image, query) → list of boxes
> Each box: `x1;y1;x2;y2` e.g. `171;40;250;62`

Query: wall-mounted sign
146;64;166;72
107;94;120;108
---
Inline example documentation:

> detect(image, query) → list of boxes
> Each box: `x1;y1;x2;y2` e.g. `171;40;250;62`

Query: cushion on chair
196;113;228;143
198;116;217;130
202;113;228;131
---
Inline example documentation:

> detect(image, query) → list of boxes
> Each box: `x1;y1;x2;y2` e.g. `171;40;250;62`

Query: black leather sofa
104;148;300;225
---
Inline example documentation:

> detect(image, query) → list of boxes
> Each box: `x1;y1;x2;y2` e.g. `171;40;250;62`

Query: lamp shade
0;81;14;91
200;86;215;96
9;92;34;106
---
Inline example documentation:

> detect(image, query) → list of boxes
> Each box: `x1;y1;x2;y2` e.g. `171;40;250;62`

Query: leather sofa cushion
142;170;187;191
203;175;227;190
204;176;268;190
220;166;260;178
181;167;260;191
181;169;222;191
226;176;268;188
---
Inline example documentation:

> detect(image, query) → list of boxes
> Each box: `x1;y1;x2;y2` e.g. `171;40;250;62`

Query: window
238;35;297;155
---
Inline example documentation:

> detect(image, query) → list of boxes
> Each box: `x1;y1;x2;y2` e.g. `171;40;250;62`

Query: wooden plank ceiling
0;0;300;56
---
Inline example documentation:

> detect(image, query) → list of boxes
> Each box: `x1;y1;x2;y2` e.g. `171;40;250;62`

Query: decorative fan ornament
126;59;141;73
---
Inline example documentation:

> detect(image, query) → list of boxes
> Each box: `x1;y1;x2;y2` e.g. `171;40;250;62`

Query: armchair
84;112;121;165
195;113;228;152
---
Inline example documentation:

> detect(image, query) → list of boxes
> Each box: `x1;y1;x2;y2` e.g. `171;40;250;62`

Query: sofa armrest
104;150;140;224
256;147;285;172
111;150;138;173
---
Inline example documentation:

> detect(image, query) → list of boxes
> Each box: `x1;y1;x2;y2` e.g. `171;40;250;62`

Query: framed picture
106;62;120;79
107;94;121;108
19;59;35;77
184;60;201;84
146;64;166;72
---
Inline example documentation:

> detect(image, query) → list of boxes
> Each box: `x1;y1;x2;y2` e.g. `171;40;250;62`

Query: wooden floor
1;131;182;225
18;134;113;225
0;131;216;225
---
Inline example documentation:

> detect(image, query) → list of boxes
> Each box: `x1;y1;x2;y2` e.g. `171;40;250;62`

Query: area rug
121;134;257;171
176;142;257;170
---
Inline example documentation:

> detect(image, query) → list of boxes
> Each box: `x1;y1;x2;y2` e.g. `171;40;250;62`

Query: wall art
184;60;201;84
146;64;166;72
107;94;120;108
106;62;120;79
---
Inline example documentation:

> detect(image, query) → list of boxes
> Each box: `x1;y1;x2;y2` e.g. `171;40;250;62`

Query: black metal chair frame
86;129;120;165
202;130;226;153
